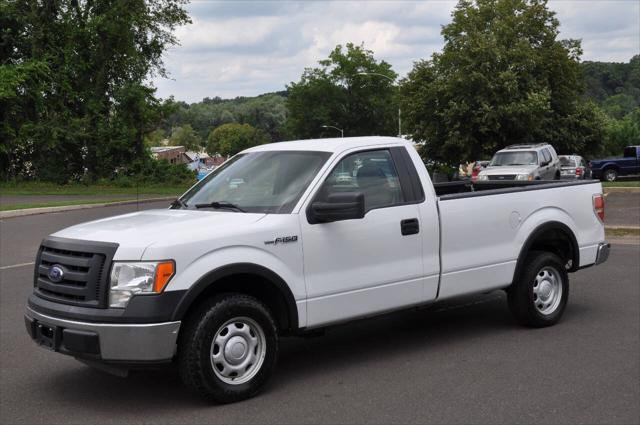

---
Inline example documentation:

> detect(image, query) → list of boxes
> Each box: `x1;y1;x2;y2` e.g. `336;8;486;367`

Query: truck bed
433;179;604;300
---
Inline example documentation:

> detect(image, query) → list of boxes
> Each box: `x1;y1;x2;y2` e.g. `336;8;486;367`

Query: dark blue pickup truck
589;146;640;181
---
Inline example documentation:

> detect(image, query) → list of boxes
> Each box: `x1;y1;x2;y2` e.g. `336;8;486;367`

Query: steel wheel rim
605;170;616;181
532;266;563;315
210;316;266;385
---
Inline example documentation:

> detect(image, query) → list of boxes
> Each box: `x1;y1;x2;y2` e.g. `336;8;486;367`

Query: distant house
150;146;186;164
151;146;229;169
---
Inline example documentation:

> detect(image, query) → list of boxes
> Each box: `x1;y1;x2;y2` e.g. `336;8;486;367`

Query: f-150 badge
264;236;298;245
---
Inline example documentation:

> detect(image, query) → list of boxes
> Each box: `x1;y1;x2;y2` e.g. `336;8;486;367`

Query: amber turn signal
154;261;175;293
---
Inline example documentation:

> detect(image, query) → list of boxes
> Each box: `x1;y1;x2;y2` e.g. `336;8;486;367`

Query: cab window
314;149;404;212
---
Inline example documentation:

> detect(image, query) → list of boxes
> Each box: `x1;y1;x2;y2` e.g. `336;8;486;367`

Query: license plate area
35;323;60;351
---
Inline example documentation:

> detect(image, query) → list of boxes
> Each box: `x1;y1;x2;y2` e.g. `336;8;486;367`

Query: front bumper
25;307;180;362
595;242;611;265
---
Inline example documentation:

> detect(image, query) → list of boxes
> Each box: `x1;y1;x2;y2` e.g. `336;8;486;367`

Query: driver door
300;148;424;327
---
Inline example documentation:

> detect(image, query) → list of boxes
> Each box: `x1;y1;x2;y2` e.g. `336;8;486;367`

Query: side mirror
308;192;365;224
541;160;550;166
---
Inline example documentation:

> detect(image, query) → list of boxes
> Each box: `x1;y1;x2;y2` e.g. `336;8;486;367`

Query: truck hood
480;165;538;175
52;209;266;260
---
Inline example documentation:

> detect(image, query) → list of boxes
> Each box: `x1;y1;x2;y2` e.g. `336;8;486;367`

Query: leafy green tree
581;56;640;108
401;0;604;164
285;43;398;140
206;123;270;157
144;128;168;148
0;0;190;182
602;108;640;155
169;124;203;151
162;93;288;142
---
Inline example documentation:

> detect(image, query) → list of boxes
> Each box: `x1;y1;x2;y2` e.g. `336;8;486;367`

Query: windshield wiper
194;201;246;212
170;198;188;209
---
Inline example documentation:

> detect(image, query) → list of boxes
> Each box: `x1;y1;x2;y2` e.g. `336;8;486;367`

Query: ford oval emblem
48;264;64;283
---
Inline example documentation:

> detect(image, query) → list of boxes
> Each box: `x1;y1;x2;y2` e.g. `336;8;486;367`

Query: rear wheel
178;294;278;403
603;168;618;182
507;251;569;327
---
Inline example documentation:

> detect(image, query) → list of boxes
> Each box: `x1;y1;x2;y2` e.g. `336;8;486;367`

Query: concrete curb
605;225;640;231
0;196;175;219
604;187;640;193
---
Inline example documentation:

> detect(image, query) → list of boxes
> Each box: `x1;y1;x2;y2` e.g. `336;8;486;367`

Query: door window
542;149;552;164
315;150;404;212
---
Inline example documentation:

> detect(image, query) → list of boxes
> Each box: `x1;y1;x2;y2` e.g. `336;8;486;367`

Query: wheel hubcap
210;317;266;385
533;267;563;315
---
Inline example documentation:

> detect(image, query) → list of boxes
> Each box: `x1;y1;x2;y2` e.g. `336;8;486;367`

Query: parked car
559;155;590;180
471;160;490;182
478;143;561;181
25;137;608;403
589;146;640;182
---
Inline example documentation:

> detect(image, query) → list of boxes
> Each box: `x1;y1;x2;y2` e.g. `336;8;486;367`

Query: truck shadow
40;290;593;412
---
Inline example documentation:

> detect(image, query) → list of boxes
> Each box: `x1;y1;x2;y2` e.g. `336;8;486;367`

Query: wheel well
603;164;619;171
514;223;579;281
174;266;298;335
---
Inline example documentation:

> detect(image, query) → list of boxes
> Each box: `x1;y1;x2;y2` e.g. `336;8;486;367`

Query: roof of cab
243;136;409;154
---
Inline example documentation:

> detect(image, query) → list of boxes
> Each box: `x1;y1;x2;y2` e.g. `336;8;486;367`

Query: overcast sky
152;0;640;103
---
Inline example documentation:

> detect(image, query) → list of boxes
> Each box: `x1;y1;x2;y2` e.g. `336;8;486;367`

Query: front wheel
178;294;278;403
507;251;569;327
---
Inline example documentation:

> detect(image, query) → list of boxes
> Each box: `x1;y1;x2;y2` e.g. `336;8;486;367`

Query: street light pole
356;72;402;137
321;125;344;138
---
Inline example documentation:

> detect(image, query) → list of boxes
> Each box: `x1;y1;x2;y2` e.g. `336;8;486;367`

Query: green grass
606;227;640;238
602;180;640;188
0;198;140;212
0;181;194;196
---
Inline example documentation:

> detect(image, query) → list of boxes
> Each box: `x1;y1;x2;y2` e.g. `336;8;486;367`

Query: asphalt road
1;203;639;424
606;191;640;227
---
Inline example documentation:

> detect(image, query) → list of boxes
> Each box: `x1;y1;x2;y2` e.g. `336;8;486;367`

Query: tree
285;43;398;140
602;108;640;155
0;0;190;182
400;0;604;165
168;124;203;151
206;123;270;157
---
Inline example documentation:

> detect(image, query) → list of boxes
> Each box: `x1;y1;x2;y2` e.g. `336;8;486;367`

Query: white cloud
153;0;639;102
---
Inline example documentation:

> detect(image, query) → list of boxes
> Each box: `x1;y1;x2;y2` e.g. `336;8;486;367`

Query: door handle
401;218;420;236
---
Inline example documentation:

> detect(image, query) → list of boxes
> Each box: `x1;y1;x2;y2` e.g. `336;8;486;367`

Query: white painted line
0;262;35;271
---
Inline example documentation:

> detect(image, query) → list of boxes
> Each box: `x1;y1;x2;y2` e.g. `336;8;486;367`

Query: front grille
487;174;517;181
34;237;118;308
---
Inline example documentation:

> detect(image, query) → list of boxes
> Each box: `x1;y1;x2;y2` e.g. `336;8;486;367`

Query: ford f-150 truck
589;145;640;181
25;137;610;403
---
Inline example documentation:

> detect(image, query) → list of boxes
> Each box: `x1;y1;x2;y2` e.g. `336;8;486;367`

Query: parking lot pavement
1;203;639;424
605;191;640;227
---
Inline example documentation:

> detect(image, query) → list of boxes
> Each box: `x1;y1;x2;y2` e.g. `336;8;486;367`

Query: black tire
178;294;278;403
603;168;618;182
554;170;561;180
507;251;569;327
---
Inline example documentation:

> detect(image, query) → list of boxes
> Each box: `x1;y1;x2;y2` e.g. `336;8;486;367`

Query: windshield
181;151;331;214
490;151;538;166
559;157;577;167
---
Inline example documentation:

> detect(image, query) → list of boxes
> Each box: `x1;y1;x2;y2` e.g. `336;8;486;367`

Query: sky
152;0;640;103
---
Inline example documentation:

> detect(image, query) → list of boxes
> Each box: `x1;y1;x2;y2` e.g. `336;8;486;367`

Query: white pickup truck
25;137;609;403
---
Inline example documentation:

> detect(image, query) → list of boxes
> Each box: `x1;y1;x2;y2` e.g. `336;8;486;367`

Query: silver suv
478;143;561;181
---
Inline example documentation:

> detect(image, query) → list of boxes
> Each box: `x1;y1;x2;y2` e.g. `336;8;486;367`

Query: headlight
109;261;175;308
515;174;533;181
478;174;489;181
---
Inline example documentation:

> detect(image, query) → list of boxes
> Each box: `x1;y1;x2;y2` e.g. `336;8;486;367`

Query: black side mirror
308;192;365;224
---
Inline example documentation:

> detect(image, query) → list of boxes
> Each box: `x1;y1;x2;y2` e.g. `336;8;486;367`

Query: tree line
2;0;638;184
